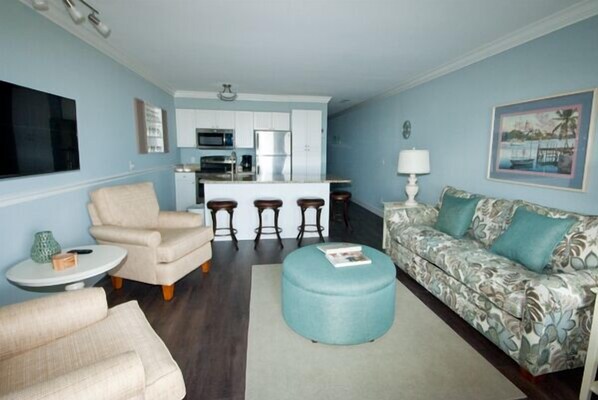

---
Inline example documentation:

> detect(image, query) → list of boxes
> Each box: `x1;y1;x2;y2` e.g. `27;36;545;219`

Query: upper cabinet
254;112;290;131
175;109;197;148
196;110;234;129
235;111;254;148
291;110;323;175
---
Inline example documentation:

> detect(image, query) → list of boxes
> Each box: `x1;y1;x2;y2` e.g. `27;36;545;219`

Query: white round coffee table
6;245;127;291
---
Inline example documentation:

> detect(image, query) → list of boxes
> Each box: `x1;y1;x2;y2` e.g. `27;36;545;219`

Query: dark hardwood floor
98;203;585;400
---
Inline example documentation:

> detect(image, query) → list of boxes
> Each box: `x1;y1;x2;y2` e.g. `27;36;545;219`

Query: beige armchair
88;182;213;301
0;288;185;400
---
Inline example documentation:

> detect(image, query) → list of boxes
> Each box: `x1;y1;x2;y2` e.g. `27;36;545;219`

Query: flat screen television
0;80;80;179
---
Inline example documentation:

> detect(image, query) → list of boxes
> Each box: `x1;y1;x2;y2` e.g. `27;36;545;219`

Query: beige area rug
245;264;526;400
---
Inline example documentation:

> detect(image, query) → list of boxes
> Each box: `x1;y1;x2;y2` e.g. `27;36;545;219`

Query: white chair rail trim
0;165;174;209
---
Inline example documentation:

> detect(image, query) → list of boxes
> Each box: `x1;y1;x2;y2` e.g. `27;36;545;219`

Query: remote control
67;249;93;255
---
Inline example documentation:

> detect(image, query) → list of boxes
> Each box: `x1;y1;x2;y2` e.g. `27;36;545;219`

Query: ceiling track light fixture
32;0;111;39
63;0;84;24
218;84;238;102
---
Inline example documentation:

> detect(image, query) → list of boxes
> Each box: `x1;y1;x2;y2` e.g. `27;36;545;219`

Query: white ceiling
25;0;598;114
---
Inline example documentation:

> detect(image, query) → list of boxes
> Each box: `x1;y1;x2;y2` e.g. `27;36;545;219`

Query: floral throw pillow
471;198;515;248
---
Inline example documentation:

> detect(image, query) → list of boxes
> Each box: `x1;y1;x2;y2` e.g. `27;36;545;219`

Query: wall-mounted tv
0;80;80;179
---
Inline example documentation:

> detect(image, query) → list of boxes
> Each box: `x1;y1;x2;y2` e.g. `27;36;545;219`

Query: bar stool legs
296;198;326;247
330;191;352;231
207;199;239;251
254;199;284;249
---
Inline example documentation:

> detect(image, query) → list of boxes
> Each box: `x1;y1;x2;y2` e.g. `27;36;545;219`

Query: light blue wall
328;17;598;216
174;98;328;169
0;2;178;305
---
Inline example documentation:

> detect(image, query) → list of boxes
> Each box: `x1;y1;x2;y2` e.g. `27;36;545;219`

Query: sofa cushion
90;182;160;229
493;208;576;272
470;197;516;247
440;248;539;319
156;227;213;263
435;194;480;238
551;216;598;273
0;301;185;400
396;225;484;272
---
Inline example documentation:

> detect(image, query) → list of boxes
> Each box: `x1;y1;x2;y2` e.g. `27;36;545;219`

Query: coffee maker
241;155;252;172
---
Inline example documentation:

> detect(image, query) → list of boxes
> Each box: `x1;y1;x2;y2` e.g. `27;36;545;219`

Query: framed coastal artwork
487;89;597;191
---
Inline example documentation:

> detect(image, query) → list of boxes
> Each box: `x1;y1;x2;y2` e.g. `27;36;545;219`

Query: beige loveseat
88;182;213;300
0;288;185;400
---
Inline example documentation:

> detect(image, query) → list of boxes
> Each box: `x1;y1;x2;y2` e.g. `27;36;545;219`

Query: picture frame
487;89;597;192
134;98;169;154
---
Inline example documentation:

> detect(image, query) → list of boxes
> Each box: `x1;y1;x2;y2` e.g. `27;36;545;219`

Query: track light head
88;13;111;38
32;0;49;11
63;0;85;24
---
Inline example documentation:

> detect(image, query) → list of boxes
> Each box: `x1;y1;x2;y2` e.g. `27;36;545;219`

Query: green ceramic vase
30;231;61;263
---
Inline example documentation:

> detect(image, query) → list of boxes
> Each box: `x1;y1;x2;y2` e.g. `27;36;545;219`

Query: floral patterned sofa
384;186;598;376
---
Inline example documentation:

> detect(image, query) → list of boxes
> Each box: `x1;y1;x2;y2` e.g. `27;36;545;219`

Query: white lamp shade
397;149;430;174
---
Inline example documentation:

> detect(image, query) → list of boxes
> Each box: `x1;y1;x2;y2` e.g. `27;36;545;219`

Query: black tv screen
0;80;80;179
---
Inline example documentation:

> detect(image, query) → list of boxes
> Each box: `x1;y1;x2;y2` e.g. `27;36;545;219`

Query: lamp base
404;174;419;207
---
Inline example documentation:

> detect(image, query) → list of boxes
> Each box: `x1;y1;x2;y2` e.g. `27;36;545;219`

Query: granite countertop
200;173;350;184
174;164;201;172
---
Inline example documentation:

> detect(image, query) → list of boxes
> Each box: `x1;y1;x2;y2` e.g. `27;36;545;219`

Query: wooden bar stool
253;198;284;249
296;197;325;246
330;190;352;230
207;199;239;251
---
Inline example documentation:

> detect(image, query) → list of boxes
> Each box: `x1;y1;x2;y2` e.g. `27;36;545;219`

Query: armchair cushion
90;225;162;248
0;288;107;361
158;211;203;229
90;182;160;229
1;352;145;400
157;227;214;263
0;300;185;400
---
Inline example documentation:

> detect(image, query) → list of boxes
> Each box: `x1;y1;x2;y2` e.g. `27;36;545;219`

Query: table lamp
397;149;430;206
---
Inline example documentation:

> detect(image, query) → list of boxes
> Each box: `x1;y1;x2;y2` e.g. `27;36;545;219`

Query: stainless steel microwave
197;129;234;149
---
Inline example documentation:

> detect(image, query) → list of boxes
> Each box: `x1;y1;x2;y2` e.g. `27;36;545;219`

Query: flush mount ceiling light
217;84;238;102
32;0;111;39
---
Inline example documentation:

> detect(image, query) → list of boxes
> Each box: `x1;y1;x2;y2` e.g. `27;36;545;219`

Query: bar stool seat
207;198;239;250
254;198;284;249
330;190;352;230
296;197;325;246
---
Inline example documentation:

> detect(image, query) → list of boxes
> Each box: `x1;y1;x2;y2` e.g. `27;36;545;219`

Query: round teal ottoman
282;244;396;345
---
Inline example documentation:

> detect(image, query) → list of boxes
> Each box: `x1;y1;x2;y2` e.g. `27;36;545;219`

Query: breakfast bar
201;174;350;241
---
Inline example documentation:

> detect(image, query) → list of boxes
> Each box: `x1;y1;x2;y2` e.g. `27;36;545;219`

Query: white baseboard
351;198;384;217
0;165;174;208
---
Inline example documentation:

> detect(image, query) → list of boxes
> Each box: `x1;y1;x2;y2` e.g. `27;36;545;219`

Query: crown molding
330;1;598;119
18;0;176;95
174;90;332;104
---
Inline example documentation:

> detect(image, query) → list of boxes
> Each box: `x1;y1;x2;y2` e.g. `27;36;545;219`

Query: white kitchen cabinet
291;110;322;175
175;173;197;211
254;112;290;131
195;110;235;129
216;111;235;129
175;109;197;148
272;112;290;130
235;111;254;148
195;110;217;129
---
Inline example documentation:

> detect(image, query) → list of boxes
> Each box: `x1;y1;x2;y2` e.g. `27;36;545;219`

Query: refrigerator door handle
256;133;259;150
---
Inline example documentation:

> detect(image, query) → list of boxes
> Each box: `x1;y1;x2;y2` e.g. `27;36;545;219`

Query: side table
6;245;127;291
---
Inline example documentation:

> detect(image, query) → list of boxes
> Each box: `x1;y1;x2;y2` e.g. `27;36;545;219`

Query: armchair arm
90;225;161;247
158;211;203;228
0;351;145;400
0;288;107;361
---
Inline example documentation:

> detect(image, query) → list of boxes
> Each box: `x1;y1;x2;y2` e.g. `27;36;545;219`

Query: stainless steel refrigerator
255;130;292;177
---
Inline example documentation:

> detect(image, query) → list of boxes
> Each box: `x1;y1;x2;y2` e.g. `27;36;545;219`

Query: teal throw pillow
491;208;576;272
434;194;480;238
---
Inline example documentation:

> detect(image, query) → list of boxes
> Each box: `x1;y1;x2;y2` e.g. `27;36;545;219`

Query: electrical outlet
382;159;386;166
128;161;135;171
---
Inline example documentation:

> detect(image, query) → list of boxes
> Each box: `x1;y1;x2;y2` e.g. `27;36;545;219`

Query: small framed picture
487;89;596;191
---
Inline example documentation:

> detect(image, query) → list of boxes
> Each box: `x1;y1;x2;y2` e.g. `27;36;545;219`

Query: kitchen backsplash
179;148;256;164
